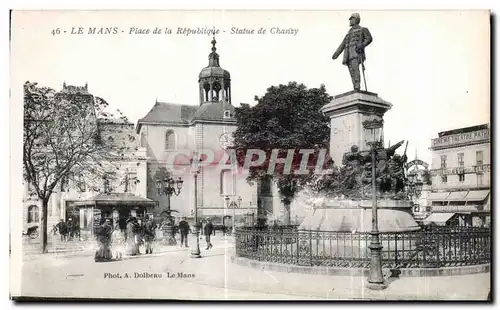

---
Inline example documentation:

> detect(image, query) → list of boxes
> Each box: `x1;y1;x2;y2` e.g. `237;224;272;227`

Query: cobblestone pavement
15;237;491;300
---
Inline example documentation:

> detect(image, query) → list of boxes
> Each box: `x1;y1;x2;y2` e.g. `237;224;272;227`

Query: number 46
51;28;60;35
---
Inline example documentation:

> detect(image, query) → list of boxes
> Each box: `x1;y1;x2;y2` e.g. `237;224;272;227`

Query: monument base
299;199;420;233
321;90;393;166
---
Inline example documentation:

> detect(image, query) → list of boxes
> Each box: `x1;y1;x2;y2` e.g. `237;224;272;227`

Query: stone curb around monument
230;256;490;277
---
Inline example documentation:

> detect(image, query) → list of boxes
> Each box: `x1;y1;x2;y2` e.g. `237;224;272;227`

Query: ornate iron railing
235;226;491;269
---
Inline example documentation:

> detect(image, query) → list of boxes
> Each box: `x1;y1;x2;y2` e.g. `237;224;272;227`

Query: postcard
10;9;491;301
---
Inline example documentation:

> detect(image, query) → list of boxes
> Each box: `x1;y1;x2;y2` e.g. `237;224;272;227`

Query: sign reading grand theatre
431;129;490;149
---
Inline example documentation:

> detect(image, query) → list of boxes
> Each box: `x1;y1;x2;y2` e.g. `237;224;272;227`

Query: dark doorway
118;208;130;231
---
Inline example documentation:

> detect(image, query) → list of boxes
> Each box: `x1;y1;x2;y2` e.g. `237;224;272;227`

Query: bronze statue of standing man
332;13;373;91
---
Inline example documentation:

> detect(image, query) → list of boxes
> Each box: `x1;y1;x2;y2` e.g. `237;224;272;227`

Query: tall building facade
136;38;259;226
425;124;491;227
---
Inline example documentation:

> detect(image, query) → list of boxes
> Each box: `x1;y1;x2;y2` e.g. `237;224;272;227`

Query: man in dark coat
178;217;190;247
143;217;156;254
204;218;214;250
55;219;67;242
332;13;373;91
95;218;113;262
66;218;75;241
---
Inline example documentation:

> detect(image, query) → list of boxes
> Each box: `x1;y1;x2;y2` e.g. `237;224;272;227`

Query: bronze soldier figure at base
332;13;373;91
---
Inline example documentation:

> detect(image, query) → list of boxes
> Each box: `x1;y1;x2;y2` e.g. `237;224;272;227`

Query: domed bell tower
198;37;231;105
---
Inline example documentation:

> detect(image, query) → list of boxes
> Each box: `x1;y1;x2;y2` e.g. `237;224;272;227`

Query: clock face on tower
219;132;233;149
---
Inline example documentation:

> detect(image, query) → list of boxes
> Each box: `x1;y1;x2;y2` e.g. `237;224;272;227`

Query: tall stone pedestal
320;90;392;166
301;89;421;250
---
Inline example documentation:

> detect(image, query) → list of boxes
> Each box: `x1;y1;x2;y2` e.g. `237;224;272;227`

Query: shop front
428;189;490;227
65;193;157;239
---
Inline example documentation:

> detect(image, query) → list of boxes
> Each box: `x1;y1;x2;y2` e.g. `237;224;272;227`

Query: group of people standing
94;216;156;262
54;218;80;242
94;215;216;262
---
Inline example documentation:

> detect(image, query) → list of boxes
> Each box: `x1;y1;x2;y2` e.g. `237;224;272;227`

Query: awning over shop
427;192;450;201
447;191;469;201
69;193;157;208
423;213;456;226
466;190;490;201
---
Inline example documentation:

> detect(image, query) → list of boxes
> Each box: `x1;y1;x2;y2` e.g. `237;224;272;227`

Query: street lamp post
363;119;387;290
156;174;184;246
190;155;203;259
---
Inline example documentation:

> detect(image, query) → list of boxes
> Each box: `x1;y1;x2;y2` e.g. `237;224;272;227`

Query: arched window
165;130;176;150
27;205;39;223
220;169;233;195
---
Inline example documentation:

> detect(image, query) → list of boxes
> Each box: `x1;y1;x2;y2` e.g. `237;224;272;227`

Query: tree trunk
283;202;291;225
40;199;49;254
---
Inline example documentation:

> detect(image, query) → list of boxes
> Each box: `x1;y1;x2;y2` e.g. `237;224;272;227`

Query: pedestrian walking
66;218;74;241
204;218;214;250
178;217;190;247
55;219;67;242
143;216;156;254
136;218;144;254
111;224;125;259
125;217;138;256
73;222;81;240
94;218;113;262
134;218;143;255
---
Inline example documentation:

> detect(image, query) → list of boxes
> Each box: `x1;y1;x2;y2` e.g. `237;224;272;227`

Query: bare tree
23;81;128;253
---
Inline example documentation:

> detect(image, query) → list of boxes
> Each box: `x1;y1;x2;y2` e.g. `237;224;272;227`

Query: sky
10;10;490;166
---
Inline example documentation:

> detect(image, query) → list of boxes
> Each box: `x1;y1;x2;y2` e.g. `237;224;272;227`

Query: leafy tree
23;81;128;253
232;82;333;225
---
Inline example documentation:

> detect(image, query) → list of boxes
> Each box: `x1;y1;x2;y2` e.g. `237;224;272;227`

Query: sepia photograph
9;9;491;301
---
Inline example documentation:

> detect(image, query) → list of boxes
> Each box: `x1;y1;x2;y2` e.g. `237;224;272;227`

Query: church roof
199;66;230;79
136;101;198;133
138;101;198;124
191;101;236;123
136;101;236;132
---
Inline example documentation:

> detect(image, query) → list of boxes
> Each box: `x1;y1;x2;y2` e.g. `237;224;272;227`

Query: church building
136;38;262;227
